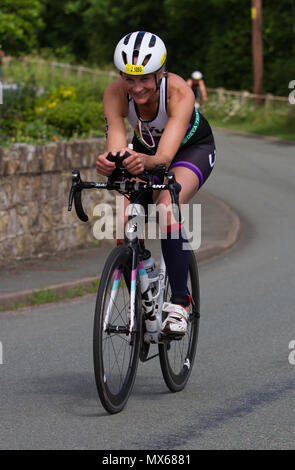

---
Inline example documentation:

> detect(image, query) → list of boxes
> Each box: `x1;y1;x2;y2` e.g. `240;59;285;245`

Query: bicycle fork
103;262;137;343
103;203;142;343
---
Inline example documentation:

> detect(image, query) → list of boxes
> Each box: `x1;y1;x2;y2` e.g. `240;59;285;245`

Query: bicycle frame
104;199;168;344
68;157;182;344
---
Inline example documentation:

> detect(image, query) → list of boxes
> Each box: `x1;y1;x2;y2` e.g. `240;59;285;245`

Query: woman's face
121;73;159;104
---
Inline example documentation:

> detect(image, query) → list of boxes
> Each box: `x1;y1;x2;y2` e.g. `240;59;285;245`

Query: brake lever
68;169;89;222
167;171;182;223
167;171;182;194
68;169;80;211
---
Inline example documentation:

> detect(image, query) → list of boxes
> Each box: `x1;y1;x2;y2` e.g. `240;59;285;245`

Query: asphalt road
0;129;294;450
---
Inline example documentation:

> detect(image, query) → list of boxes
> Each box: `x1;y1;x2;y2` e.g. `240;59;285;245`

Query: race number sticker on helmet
125;64;144;75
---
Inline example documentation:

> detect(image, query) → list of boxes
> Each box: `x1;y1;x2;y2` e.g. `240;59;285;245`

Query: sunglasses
138;120;156;149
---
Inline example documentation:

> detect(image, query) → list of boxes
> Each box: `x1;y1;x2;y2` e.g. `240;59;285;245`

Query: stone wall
0;138;113;266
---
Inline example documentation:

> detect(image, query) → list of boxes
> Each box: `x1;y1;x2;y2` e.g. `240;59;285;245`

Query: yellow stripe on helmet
160;52;167;66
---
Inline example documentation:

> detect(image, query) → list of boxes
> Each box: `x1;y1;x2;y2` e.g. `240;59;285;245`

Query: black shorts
169;140;216;188
131;134;216;214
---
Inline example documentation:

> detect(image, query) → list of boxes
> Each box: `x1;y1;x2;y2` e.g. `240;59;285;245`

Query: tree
37;0;91;61
0;0;44;54
81;0;166;65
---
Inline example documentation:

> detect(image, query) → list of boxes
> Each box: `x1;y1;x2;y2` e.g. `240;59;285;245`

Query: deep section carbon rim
158;251;200;392
93;246;140;413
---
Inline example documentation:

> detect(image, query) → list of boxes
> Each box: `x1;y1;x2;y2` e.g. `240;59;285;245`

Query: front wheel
158;251;200;392
93;245;141;414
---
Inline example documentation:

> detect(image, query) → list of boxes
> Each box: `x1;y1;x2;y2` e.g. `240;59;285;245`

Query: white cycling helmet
114;31;167;76
192;70;203;80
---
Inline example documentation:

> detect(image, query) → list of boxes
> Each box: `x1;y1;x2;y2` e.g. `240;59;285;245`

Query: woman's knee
156;195;179;230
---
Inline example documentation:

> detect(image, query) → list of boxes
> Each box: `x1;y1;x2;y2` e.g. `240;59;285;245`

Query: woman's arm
96;80;129;176
199;79;208;101
103;81;128;151
144;73;195;170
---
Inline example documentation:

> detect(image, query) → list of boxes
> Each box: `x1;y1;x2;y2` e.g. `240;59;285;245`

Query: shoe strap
162;302;188;321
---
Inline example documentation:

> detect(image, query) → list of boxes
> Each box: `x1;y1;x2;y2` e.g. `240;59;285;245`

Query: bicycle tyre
158;250;200;392
93;245;141;414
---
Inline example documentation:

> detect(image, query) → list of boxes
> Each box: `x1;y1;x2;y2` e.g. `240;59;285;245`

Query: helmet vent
149;35;156;47
122;51;128;65
124;33;132;45
134;31;145;52
142;54;151;66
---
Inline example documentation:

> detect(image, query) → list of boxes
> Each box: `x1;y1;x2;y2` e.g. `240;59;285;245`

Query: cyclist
186;71;208;109
96;31;216;335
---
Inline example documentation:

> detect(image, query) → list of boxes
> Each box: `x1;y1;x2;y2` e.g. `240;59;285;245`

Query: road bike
68;152;200;414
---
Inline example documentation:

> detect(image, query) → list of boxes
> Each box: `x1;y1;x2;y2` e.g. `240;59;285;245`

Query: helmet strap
155;75;162;91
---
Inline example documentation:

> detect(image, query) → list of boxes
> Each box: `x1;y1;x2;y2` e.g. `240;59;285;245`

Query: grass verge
0;280;100;312
202;93;295;141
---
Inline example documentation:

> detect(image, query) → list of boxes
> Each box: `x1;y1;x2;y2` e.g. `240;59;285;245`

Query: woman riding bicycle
96;31;216;336
186;70;208;109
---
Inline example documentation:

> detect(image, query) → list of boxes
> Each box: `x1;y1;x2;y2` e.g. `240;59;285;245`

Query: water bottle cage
148;275;160;301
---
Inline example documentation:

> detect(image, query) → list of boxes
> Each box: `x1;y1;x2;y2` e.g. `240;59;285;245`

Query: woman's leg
158;139;216;333
155;166;199;333
157;166;199;303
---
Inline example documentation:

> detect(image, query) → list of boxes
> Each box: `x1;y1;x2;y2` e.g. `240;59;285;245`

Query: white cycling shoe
161;302;189;335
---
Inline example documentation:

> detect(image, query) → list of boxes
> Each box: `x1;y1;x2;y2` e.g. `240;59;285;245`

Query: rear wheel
158;251;200;392
93;245;141;414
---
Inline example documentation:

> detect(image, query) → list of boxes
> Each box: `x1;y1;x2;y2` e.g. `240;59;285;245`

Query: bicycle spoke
106;335;128;389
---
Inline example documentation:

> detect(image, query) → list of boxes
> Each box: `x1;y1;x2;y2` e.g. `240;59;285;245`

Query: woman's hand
96;148;146;176
96;151;116;176
120;148;145;175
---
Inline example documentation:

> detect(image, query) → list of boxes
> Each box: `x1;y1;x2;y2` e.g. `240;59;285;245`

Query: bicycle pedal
159;332;184;342
170;334;184;341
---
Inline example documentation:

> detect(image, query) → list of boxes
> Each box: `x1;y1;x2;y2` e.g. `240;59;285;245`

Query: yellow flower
62;90;73;98
48;101;58;108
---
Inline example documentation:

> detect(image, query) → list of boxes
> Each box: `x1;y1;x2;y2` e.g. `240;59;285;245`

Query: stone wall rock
0;138;113;266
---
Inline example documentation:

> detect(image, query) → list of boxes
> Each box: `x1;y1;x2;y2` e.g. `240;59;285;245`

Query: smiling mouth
132;92;149;100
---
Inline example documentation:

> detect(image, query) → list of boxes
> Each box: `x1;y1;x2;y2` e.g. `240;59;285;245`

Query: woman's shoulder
167;72;195;108
167;72;189;88
167;72;193;98
103;77;128;116
104;77;124;97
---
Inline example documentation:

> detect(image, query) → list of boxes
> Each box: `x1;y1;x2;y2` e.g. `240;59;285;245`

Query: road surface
0;129;294;449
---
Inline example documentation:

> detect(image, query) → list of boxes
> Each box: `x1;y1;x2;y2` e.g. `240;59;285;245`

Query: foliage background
1;0;294;96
